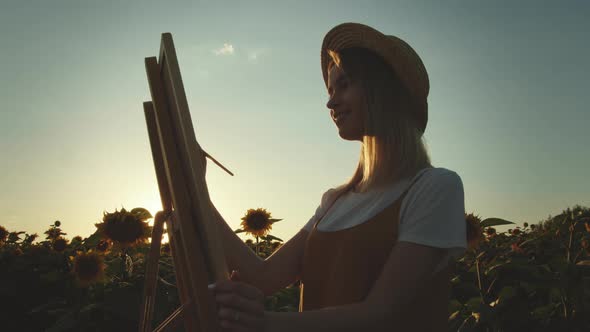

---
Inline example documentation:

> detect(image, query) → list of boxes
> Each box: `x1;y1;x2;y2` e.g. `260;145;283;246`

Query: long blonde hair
328;48;432;195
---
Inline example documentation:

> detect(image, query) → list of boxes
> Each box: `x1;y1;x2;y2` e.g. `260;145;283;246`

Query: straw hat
321;22;429;133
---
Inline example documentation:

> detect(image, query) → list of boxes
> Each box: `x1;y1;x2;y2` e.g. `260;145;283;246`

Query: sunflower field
1;205;589;331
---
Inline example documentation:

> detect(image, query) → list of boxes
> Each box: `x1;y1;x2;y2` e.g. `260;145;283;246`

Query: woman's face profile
326;64;366;141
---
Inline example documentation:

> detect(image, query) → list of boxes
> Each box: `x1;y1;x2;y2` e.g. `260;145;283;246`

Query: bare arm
210;202;309;296
210;202;265;285
258;229;308;295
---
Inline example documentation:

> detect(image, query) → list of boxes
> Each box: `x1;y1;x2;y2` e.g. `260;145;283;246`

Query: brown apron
299;170;450;331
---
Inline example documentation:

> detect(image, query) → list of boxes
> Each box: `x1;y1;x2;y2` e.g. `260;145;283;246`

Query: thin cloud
213;43;235;56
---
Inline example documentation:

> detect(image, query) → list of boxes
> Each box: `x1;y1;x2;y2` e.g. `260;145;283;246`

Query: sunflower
0;225;8;244
95;208;152;247
73;251;106;287
465;212;483;250
44;227;64;241
25;233;39;244
240;208;277;238
52;237;68;252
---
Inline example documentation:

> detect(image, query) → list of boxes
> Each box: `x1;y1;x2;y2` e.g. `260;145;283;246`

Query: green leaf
29;300;67;314
518;238;538;247
269;218;282;223
458;314;477;331
158;276;176;287
448;310;461;322
131;208;153;221
80;303;101;314
84;232;102;248
234;229;246;234
263;234;284;242
549;287;562;301
466;297;483;312
497;286;516;305
106;257;123;276
45;311;77;332
531;304;556;318
480;218;515;228
40;271;62;283
449;299;462;313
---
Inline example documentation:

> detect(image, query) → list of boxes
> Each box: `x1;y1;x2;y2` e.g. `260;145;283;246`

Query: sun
141;197;170;244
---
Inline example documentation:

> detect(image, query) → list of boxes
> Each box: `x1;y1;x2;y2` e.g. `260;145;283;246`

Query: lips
332;111;350;122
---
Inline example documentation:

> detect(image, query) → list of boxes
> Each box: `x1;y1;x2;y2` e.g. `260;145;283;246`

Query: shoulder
319;187;340;207
411;167;463;196
301;187;344;232
400;167;464;218
398;167;467;248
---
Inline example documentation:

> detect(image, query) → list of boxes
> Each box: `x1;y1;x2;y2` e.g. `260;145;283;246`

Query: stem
486;277;498;296
255;236;259;256
573;249;583;264
567;223;575;264
475;258;484;301
121;248;129;281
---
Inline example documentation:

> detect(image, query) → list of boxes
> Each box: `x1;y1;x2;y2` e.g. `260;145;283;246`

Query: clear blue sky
1;0;588;242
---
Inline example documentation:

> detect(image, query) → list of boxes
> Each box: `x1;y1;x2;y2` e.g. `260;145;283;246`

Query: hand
209;270;266;332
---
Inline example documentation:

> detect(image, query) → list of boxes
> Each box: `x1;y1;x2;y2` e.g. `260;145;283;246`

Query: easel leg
139;210;168;332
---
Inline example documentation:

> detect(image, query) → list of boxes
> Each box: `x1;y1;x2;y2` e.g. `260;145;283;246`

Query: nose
326;95;337;110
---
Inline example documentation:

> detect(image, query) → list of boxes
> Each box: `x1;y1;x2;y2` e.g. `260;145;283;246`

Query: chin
337;130;362;141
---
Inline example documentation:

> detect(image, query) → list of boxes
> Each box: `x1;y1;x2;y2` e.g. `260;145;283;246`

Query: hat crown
321;23;429;132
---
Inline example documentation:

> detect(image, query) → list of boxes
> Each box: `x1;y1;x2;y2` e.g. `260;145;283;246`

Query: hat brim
320;22;429;100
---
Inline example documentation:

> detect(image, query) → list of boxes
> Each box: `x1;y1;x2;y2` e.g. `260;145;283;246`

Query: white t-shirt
302;167;467;273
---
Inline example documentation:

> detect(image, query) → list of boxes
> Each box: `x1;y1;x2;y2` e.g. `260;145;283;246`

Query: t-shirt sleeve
397;169;467;270
302;188;338;232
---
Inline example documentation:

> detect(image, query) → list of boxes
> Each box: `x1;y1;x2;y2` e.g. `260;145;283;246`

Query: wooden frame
139;32;229;332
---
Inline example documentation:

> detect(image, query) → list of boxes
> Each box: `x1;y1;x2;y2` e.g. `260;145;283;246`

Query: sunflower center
248;213;269;230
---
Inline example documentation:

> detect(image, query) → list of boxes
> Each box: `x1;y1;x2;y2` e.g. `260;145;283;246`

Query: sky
1;0;588;244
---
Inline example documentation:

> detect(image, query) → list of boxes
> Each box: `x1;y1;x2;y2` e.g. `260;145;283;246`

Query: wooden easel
139;33;233;332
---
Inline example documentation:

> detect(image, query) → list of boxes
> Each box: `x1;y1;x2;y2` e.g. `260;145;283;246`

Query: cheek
347;87;366;117
351;96;366;121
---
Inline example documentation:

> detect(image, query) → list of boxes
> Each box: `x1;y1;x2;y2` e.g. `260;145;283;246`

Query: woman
209;22;467;332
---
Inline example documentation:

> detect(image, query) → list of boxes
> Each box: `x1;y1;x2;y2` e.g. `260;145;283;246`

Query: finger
215;293;264;315
218;306;262;330
213;280;263;301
